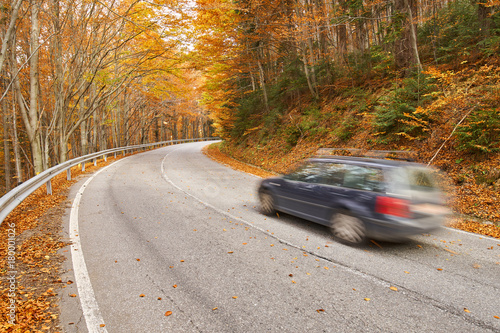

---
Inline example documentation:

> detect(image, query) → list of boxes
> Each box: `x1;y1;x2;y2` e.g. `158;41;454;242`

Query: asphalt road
60;141;500;333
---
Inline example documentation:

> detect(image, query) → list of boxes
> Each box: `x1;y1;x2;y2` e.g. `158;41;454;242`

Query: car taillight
376;196;411;218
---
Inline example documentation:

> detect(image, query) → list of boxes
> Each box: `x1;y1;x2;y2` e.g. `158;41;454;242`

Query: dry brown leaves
202;144;276;178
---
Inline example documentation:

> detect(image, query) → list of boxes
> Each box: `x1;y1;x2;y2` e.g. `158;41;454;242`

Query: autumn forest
1;0;500;223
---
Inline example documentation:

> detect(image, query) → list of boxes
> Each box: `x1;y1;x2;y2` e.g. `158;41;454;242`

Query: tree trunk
2;82;11;192
12;102;22;185
80;118;89;155
478;3;492;37
28;0;43;173
11;2;43;175
52;0;67;163
0;0;23;75
394;0;422;74
256;58;270;113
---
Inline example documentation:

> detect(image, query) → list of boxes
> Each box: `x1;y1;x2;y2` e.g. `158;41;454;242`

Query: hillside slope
216;56;500;225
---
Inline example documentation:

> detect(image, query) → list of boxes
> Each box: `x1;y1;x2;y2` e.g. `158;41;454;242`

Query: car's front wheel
331;210;366;245
259;190;276;216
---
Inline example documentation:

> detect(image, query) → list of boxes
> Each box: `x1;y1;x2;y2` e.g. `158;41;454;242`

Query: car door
278;162;325;219
340;164;385;219
313;162;349;224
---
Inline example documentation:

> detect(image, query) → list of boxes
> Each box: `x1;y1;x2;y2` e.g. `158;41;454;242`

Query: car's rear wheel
331;211;366;245
259;191;276;215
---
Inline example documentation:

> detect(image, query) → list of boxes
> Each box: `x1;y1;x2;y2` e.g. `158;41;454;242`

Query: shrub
373;73;436;141
456;108;500;153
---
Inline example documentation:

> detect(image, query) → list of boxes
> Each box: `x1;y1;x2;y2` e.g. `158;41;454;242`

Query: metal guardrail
0;137;220;225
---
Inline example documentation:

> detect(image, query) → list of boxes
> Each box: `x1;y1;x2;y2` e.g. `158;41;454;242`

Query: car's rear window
386;167;441;201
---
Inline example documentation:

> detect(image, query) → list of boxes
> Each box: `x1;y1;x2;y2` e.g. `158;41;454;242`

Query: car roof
308;156;419;168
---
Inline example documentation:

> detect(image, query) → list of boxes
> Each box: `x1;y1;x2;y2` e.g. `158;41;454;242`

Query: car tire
331;210;367;245
259;191;276;216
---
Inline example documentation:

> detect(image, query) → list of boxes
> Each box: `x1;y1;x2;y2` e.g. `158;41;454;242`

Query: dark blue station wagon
258;156;449;245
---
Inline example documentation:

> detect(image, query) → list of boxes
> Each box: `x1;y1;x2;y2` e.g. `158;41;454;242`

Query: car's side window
343;165;385;192
285;162;324;183
319;163;345;187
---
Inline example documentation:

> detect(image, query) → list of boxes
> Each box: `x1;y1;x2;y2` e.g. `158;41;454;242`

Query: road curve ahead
61;141;500;333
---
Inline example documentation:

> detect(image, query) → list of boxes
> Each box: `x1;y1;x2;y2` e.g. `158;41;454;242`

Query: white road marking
443;226;499;242
70;160;125;333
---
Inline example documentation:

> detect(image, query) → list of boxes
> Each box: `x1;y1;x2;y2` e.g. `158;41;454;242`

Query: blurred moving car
258;155;450;245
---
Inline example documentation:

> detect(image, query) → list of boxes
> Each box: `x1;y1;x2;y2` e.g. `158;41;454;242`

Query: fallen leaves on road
165;311;173;317
444;248;459;255
389;286;398;291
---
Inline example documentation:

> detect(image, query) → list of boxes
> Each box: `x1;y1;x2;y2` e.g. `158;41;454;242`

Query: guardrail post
46;180;52;195
94;158;97;166
82;162;85;172
104;154;107;162
114;152;116;158
67;169;71;181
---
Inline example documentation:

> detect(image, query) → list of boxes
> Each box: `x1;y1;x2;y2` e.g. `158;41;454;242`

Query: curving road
60;141;500;333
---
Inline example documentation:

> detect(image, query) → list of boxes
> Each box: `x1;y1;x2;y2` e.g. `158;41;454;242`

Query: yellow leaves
165;311;173;317
316;309;325;313
139;294;146;297
232;296;238;299
464;308;471;313
389;286;398;292
444;248;459;255
364;298;371;302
